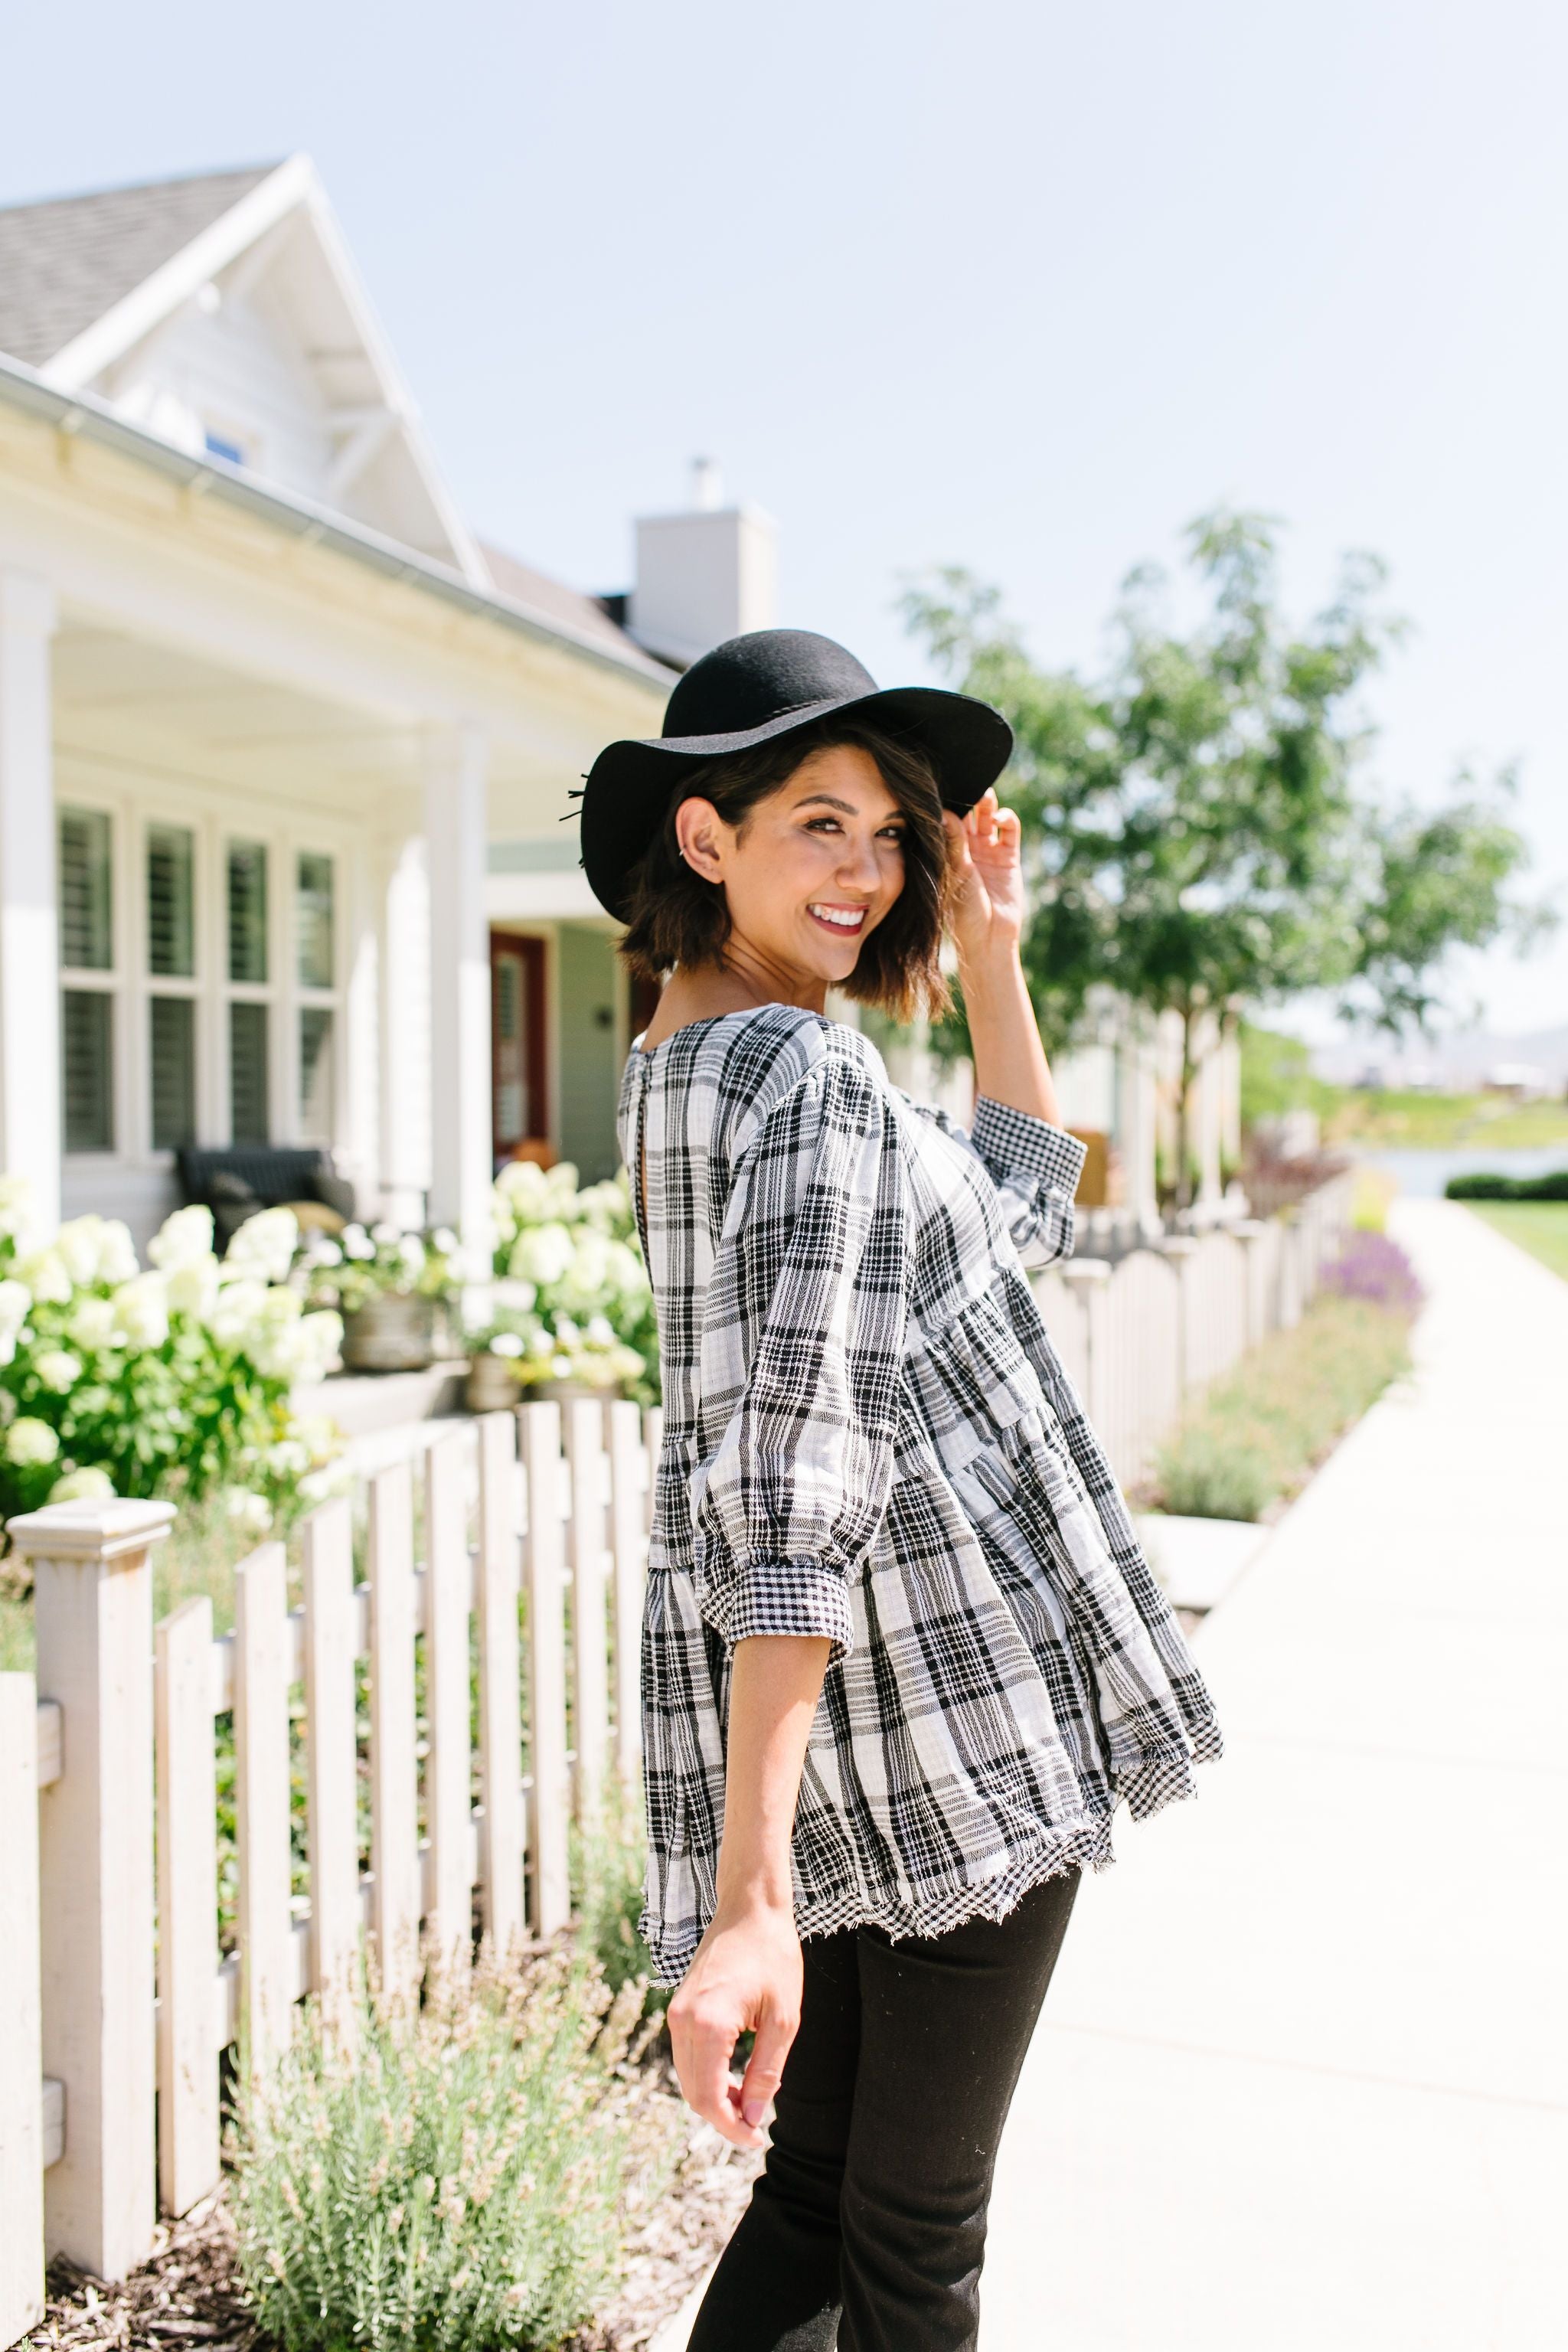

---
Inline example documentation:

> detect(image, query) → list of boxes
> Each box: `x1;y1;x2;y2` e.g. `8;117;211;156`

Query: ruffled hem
639;1721;1223;1987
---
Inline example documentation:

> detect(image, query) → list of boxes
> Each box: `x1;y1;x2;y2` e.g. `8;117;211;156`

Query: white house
0;157;783;1266
0;155;1234;1272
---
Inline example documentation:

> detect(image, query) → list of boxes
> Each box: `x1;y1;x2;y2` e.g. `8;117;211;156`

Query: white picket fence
0;1178;1354;2342
0;1394;655;2341
1029;1178;1354;1487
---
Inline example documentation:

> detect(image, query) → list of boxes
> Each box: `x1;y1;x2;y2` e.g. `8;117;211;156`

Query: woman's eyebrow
791;793;900;818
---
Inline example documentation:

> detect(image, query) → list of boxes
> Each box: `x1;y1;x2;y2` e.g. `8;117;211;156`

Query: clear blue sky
5;0;1566;1036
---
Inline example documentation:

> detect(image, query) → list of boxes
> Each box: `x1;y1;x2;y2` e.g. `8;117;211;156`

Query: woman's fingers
672;2004;764;2148
738;2002;799;2131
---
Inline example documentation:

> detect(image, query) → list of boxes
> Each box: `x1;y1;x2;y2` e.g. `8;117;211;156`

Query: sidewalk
982;1200;1568;2349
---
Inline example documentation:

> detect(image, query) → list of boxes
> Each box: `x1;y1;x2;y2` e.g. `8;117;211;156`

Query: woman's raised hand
944;788;1027;969
667;1899;803;2151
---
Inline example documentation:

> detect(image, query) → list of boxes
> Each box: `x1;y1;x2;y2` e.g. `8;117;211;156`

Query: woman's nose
836;833;883;892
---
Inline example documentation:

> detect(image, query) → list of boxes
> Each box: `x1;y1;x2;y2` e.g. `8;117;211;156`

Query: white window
57;798;345;1164
58;805;117;1154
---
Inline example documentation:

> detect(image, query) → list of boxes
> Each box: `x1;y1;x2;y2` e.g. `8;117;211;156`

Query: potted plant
302;1223;458;1373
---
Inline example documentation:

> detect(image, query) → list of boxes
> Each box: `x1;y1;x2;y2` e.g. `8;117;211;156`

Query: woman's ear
675;796;727;884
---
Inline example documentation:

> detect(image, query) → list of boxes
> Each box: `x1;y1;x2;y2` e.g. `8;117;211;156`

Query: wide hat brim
580;683;1013;923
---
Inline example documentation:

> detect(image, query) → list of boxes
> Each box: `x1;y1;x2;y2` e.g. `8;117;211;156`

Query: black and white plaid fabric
620;1004;1222;1986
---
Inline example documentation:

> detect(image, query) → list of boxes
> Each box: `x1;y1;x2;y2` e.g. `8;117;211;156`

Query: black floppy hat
577;628;1013;921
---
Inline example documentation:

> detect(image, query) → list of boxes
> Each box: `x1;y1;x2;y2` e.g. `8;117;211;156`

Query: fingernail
743;2098;765;2128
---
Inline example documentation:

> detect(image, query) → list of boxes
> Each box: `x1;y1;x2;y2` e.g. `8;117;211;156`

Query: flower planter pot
341;1293;436;1373
466;1351;522;1413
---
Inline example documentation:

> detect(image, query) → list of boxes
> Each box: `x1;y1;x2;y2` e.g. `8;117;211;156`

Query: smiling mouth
807;903;868;936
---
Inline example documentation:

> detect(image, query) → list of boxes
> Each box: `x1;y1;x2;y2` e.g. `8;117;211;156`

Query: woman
579;630;1221;2352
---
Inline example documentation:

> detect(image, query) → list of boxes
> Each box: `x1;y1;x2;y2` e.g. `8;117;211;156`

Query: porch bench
176;1146;358;1253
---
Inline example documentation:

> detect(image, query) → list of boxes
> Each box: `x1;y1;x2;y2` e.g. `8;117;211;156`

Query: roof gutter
0;351;675;692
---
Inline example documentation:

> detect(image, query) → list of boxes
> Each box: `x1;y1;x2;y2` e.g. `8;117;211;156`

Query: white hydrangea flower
8;1416;60;1467
18;1247;72;1305
305;1237;343;1269
341;1224;376;1262
509;1221;576;1288
0;1277;31;1338
268;1438;311;1477
210;1279;269;1349
112;1272;169;1351
47;1464;116;1504
149;1205;215;1270
223;1488;273;1537
67;1294;118;1351
97;1222;139;1285
488;1331;524;1358
296;1311;343;1383
33;1349;82;1394
166;1255;219;1322
54;1216;109;1286
431;1227;458;1254
223;1207;299;1287
492;1278;537;1315
398;1234;426;1278
370;1221;400;1244
298;1462;352;1507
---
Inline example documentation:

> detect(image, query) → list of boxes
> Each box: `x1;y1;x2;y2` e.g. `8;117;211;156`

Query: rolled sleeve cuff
698;1557;854;1664
972;1098;1088;1197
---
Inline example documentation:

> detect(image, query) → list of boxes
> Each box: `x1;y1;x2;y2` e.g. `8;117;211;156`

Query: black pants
687;1870;1080;2352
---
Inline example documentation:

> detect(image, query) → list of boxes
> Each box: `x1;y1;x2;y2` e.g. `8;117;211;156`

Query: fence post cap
1060;1257;1113;1286
7;1496;177;1563
1155;1234;1202;1259
1231;1219;1269;1240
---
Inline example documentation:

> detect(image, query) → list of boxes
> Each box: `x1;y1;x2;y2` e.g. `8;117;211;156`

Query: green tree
903;512;1549;1205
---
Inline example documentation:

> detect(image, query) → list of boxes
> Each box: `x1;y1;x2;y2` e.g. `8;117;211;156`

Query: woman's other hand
944;787;1026;969
668;1897;803;2150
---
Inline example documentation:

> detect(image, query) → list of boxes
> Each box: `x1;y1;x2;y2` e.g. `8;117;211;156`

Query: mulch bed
24;2061;761;2352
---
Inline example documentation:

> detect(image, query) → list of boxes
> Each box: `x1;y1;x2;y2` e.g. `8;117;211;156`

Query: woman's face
674;743;908;997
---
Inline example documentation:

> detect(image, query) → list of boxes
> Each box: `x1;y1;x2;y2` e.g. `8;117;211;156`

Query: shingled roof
0;163;279;368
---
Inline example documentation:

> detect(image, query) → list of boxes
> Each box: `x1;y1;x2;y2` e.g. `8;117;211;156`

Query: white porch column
424;724;492;1273
1115;1018;1163;1242
377;835;430;1230
0;572;60;1230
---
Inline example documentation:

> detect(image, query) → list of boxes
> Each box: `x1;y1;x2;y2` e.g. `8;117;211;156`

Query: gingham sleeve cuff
971;1098;1088;1197
698;1558;854;1664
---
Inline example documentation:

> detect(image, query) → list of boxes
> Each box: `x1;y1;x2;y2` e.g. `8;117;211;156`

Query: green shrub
228;1945;673;2352
1153;1428;1279;1522
1446;1168;1568;1202
1149;1294;1413;1521
571;1782;668;2016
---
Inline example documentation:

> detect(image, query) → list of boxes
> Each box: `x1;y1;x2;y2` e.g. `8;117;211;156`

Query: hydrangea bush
479;1161;658;1403
0;1181;345;1531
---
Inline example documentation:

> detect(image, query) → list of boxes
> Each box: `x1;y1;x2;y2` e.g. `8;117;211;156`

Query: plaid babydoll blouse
619;1003;1222;1986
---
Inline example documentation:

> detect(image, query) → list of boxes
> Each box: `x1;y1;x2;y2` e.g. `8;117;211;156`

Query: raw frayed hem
640;1724;1223;1988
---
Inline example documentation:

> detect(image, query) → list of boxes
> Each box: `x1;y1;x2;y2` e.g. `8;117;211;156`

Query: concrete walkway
983;1200;1568;2349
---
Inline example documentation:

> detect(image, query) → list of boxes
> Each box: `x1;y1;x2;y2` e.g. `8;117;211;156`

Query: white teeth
808;904;865;929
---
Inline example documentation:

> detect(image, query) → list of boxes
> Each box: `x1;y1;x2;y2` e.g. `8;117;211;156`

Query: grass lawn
1322;1089;1568;1151
1145;1292;1414;1521
1462;1200;1568;1283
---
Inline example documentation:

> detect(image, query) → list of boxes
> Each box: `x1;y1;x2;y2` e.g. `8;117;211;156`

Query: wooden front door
491;932;548;1164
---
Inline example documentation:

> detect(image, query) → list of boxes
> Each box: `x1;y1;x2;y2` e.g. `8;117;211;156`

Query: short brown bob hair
616;717;952;1026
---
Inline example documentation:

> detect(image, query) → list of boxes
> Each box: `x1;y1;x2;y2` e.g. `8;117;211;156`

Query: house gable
0;158;487;585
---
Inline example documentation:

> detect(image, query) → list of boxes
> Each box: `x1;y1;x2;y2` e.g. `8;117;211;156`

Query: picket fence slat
155;1599;220;2215
302;1500;360;2043
368;1462;421;2005
476;1412;526;1950
0;1674;44;2345
606;1399;645;1785
424;1434;474;1970
521;1402;571;1934
564;1396;610;1822
233;1545;292;2068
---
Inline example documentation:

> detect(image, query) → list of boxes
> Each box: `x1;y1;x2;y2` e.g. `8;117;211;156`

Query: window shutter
230;1001;270;1143
59;808;113;971
147;826;195;978
62;991;114;1152
150;998;197;1149
227;842;269;984
299;1008;335;1142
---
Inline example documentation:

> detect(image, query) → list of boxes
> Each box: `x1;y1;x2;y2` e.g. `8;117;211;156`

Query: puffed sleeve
902;1092;1087;1263
690;1050;910;1664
